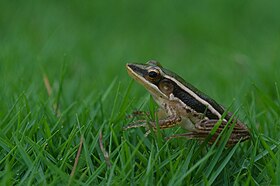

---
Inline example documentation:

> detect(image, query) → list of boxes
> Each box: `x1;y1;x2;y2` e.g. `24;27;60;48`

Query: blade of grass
254;85;280;114
208;141;241;185
173;150;215;185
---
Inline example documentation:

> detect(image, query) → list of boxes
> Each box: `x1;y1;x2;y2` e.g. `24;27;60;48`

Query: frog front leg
123;114;181;130
123;107;181;136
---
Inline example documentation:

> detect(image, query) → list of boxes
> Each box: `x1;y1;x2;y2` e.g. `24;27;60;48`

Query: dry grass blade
70;135;84;178
99;131;111;167
43;73;61;117
43;74;52;96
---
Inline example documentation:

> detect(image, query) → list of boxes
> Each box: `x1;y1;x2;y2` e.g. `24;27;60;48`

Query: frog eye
148;69;160;78
159;79;174;94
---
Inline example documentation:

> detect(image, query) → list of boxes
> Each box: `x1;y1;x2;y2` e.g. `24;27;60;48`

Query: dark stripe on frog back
161;68;233;120
171;82;221;120
162;68;226;112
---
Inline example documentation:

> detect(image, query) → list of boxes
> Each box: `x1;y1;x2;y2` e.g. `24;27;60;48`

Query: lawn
0;0;280;185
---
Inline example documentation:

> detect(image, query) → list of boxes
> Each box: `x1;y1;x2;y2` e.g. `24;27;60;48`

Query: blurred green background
1;0;280;107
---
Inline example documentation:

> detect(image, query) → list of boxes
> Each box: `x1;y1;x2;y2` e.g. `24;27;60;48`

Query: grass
1;0;280;185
